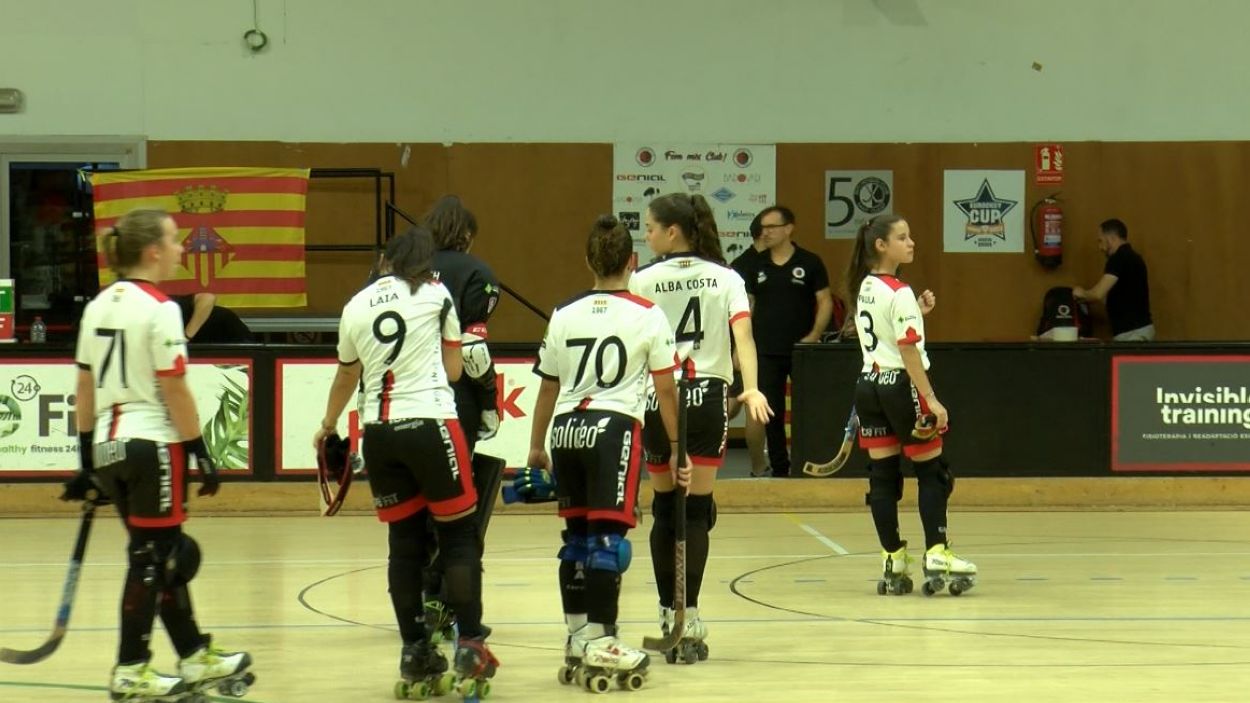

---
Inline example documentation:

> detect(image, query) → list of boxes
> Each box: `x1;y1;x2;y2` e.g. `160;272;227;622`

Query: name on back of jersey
370;291;399;307
653;277;720;294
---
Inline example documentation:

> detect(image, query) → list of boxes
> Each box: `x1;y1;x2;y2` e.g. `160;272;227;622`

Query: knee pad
434;515;478;559
388;515;428;562
586;533;632;574
865;455;903;505
557;528;589;564
164;535;201;587
687;494;714;531
915;457;954;497
651;490;675;532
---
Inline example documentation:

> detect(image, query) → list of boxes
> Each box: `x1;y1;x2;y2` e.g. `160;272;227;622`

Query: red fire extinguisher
1030;195;1063;269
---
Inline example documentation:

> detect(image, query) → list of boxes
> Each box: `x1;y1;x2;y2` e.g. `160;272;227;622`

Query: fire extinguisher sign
1035;144;1064;185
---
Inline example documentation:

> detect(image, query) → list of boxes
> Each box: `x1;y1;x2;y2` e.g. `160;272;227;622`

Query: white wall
0;0;1244;142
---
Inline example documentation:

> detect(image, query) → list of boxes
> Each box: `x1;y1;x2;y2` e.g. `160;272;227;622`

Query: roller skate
556;634;583;687
660;606;709;665
424;599;458;644
577;632;650;693
177;636;255;700
922;543;978;596
877;542;914;595
109;662;188;701
451;636;499;701
394;640;453;700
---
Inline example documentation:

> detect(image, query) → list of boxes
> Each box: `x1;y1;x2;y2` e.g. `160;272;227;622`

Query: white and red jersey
75;280;188;443
629;254;749;383
338;275;461;422
534;290;678;422
854;273;930;372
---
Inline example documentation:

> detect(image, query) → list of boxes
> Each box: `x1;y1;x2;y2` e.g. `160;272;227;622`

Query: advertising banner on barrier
276;357;542;474
1112;355;1250;472
0;358;252;475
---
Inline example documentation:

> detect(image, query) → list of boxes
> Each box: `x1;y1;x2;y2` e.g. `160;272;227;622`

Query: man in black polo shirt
745;206;833;477
1074;218;1154;341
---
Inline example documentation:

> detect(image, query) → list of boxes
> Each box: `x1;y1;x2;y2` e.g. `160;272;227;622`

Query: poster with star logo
613;144;776;266
942;170;1025;253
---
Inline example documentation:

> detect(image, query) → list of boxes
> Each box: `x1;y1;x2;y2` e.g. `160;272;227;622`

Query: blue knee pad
556;529;589;564
586;533;632;574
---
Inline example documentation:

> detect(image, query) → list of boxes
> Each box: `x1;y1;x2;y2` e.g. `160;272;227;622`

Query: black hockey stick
802;405;860;477
642;380;688;653
1;498;97;664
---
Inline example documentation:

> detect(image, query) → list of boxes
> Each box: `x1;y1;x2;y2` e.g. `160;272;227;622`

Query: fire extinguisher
1030;194;1063;269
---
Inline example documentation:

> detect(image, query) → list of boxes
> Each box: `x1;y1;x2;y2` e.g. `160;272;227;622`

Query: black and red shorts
643;378;728;472
94;439;189;529
551;409;642;527
362;418;476;522
855;368;944;458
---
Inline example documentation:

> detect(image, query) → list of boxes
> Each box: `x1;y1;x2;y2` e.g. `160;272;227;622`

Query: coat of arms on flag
90;167;311;307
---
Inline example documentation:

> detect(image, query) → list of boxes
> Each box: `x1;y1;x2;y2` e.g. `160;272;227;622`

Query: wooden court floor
1;509;1248;702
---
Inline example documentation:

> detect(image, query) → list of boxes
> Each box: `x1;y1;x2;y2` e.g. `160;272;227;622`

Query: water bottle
30;316;46;343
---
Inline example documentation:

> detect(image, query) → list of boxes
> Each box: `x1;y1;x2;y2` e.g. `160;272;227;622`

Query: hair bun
595;214;619;229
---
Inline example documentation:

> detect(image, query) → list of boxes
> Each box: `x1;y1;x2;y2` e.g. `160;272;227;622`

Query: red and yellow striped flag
90;167;311;308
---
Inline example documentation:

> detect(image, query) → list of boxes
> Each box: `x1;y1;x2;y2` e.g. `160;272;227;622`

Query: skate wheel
922;581;937;596
697;643;709;661
621;672;645;691
681;647;698;665
587;675;610;694
434;673;455;696
228;679;250;697
394;681;409;699
476;679;491;699
903;578;914;594
877;581;887;595
557;665;576;685
950;582;964;596
664;648;677;665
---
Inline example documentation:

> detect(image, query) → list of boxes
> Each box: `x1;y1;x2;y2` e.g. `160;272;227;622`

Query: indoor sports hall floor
2;453;1248;701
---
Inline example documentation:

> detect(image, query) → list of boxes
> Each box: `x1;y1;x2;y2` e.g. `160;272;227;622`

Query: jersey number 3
859;310;879;352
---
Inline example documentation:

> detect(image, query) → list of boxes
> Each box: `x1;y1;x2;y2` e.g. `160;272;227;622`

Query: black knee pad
686;494;714;531
164;535;201;587
128;528;183;585
865;455;903;506
914;456;954;497
434;514;479;562
651;490;676;534
388;514;428;562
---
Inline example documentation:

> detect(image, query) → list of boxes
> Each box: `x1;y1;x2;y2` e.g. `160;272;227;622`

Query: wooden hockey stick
642;380;688;652
802;406;860;477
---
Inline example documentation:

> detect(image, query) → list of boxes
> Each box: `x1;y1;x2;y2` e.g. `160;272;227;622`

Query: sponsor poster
1112;356;1250;472
276;357;544;474
824;171;894;238
942;170;1025;253
0;359;252;475
613;144;776;266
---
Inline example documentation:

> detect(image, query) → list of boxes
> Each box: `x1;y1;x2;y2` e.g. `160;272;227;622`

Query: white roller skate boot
878;542;914;595
557;633;584;686
580;633;650;693
177;635;255;698
109;662;187;701
922;542;978;596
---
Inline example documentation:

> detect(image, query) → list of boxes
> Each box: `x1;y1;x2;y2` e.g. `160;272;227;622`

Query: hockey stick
0;497;97;664
802;406;860;477
642;380;688;653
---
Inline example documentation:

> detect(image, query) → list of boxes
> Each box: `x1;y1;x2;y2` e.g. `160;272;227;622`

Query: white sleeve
647;308;679;373
336;308;359;364
533;313;560;381
726;270;750;326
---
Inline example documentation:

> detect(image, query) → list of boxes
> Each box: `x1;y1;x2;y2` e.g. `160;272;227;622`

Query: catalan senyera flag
90;167;311;308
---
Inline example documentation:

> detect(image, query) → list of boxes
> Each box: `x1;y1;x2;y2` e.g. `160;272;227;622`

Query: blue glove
502;466;557;504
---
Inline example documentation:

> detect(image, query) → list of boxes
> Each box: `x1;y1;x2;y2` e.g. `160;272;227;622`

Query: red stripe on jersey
611;292;655;308
465;322;488;339
156;355;187;377
729;311;751;325
576;397;592;411
131;281;171;303
441;339;462;348
109;404;122;440
872;274;910;292
681;357;697;381
376;495;427;523
379;370;395;421
898;326;922;345
427;420;477;517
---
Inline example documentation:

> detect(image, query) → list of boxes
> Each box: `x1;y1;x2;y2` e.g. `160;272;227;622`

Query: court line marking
0;679;266;702
784;514;850;555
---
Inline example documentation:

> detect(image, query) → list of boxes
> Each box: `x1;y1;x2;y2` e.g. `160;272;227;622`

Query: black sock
389;514;430;643
867;456;904;552
585;522;628;627
558;519;588;618
915;457;952;549
649;491;676;608
118;543;161;664
685;494;713;608
159;585;205;658
436;515;485;639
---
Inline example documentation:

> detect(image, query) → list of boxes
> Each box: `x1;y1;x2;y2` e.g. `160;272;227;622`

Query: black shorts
727;369;743;398
643;378;728;472
362;418;476;522
854;369;944;458
94;439;189;529
551;410;642;527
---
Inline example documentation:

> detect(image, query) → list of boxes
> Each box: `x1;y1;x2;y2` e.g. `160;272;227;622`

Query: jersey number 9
372;311;406;365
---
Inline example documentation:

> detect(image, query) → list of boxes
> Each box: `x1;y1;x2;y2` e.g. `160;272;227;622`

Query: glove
502;466;557;504
477;408;500;442
61;430;101;502
185;436;220;497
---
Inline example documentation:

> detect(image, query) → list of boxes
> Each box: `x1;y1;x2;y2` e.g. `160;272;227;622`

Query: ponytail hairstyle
586;214;633;279
420;195;478;252
844;214;906;320
647;193;725;265
386;226;437;292
102;208;172;277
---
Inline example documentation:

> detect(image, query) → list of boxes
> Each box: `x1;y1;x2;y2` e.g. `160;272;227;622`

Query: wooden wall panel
148;140;1250;342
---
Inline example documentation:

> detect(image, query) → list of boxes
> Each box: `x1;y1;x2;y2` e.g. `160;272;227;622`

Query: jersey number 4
676;297;704;349
566;337;627;388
